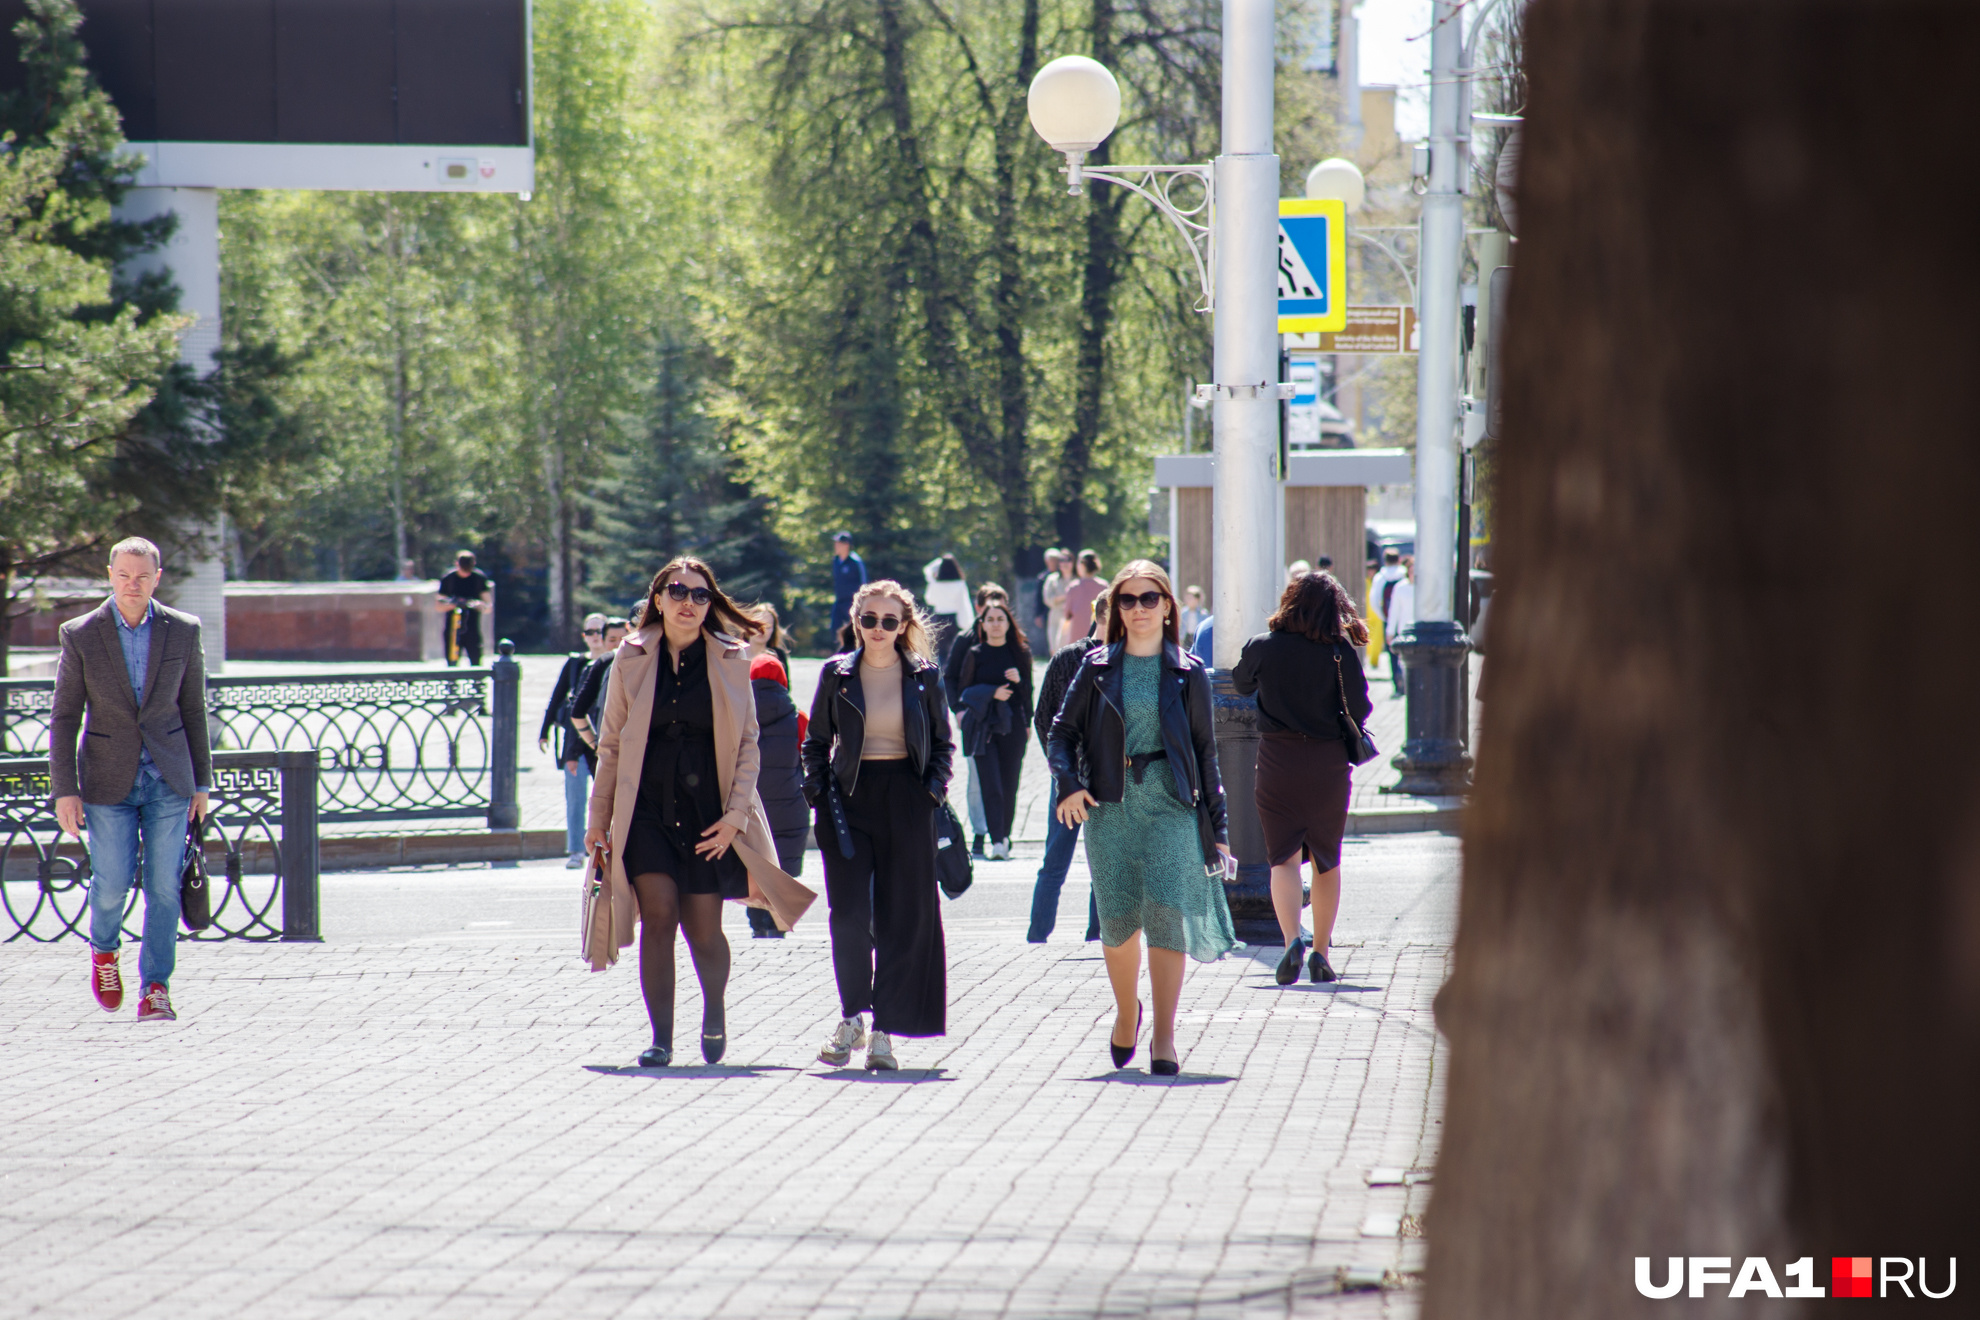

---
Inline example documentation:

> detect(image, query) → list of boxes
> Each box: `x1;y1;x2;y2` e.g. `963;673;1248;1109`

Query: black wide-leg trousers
818;759;947;1037
973;724;1027;843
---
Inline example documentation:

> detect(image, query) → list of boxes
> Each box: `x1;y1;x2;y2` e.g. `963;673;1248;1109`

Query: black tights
632;873;730;1049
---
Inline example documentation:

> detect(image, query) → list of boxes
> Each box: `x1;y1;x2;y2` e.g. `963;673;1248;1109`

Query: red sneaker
135;983;175;1023
90;950;122;1012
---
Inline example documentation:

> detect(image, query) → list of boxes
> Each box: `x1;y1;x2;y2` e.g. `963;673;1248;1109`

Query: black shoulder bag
1335;651;1380;765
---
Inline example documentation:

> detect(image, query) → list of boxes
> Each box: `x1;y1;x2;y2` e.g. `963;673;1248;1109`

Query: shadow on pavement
584;1064;802;1079
1248;982;1383;994
1079;1071;1235;1087
809;1068;953;1084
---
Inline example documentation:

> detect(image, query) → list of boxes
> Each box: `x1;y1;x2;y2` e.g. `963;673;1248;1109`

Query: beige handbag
580;841;617;971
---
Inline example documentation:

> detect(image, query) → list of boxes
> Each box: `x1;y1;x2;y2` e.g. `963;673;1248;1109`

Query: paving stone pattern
0;840;1453;1319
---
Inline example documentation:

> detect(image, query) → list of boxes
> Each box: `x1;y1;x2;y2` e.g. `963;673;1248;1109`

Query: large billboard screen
0;0;532;192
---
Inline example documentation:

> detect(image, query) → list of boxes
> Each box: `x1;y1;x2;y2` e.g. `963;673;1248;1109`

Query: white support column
116;187;226;671
1210;0;1281;669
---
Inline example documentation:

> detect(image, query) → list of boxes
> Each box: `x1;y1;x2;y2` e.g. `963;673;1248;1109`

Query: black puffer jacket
802;647;955;804
1046;640;1227;862
752;675;808;869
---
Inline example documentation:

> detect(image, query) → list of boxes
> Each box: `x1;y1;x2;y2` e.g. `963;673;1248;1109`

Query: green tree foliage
0;0;180;674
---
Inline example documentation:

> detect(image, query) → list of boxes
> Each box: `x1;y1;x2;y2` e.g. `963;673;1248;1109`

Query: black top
638;639;717;820
539;653;589;763
948;638;1033;729
1230;631;1374;742
437;568;490;605
566;653;615;772
1034;639;1096;755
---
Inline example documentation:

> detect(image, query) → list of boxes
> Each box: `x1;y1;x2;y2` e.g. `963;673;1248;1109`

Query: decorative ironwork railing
0;750;320;943
0;654;519;826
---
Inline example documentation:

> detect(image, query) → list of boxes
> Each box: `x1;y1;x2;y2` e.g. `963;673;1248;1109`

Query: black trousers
973;723;1027;843
818;759;946;1037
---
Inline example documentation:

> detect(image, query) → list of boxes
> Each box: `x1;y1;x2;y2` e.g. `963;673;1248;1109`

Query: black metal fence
1;749;320;943
0;647;519;827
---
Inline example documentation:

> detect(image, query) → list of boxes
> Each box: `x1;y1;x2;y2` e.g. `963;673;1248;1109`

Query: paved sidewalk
0;836;1454;1319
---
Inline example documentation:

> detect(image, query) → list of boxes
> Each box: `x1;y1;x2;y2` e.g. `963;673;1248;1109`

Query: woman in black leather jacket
1048;560;1235;1076
801;580;955;1072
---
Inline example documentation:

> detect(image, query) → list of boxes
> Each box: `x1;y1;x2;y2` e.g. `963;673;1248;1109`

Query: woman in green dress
1047;561;1236;1075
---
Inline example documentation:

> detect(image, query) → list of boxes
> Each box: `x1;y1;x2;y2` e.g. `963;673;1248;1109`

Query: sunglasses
582;628;604;637
857;613;903;632
1114;590;1167;612
662;583;713;605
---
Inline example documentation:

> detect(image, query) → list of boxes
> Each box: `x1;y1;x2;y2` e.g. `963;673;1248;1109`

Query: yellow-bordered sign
1277;198;1348;334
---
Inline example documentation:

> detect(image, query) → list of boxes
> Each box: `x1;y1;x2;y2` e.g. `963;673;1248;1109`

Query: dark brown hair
971;591;1031;658
636;557;765;640
1267;571;1371;646
1101;560;1181;647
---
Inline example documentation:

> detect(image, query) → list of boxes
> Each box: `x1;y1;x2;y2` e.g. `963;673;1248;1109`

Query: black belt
1126;749;1168;784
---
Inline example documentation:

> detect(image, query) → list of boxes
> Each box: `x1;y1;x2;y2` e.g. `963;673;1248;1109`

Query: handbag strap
1334;651;1368;742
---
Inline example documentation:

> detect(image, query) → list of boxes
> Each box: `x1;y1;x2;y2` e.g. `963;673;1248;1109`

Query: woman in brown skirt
1231;571;1373;985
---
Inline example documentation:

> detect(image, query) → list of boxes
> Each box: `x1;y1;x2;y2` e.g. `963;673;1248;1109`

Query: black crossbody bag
180;814;214;932
1335;652;1380;765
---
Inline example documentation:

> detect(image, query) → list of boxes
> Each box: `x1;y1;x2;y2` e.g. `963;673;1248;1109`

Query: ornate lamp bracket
1064;158;1215;313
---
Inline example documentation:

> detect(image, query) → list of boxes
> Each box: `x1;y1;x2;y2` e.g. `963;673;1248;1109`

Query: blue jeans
966;758;987;837
86;775;191;989
1027;809;1100;943
563;759;590;854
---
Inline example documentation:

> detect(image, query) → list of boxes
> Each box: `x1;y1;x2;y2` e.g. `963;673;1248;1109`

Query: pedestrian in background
50;537;212;1023
950;590;1032;860
567;617;628;759
542;612;610;867
1385;557;1416;697
1041;550;1071;652
585;559;809;1069
1049;561;1234;1075
1027;592;1105;943
746;651;808;940
803;580;954;1072
1059;550;1105;648
1231;572;1372;986
745;601;794;677
1027;550;1060;650
1368;547;1405;687
1286;559;1312;585
436;550;492;666
922;553;975;671
828;532;867;635
1179;585;1209;643
947;581;1010;857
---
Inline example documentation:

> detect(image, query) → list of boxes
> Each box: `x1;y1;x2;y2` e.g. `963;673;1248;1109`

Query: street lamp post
1389;0;1475;795
1028;0;1285;937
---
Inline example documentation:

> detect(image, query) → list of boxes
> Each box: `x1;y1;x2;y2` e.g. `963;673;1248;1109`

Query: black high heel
1109;1001;1143;1069
1150;1057;1180;1077
1309;949;1338;983
1275;937;1307;986
701;1032;726;1065
638;1044;672;1068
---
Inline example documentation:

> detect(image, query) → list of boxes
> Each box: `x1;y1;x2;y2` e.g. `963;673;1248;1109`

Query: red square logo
1832;1257;1873;1298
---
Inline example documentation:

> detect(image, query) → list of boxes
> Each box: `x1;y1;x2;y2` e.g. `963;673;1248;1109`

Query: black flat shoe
1109;1001;1143;1069
1275;937;1307;986
638;1044;672;1068
701;1032;726;1065
1309;949;1338;983
1150;1057;1180;1076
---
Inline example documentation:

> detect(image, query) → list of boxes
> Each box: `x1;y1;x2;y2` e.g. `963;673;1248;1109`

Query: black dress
622;639;749;897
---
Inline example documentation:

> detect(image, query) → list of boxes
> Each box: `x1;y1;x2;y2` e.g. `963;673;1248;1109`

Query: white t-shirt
1369;564;1406;620
921;561;976;626
1386;579;1416;638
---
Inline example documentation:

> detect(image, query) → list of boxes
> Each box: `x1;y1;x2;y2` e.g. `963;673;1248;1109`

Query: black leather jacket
1046;640;1227;855
802;647;955;804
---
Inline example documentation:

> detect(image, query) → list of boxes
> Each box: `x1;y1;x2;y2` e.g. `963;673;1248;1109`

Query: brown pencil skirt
1254;732;1353;871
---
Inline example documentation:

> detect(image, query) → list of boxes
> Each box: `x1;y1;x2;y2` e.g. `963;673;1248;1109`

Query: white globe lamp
1027;55;1121;194
1304;157;1366;213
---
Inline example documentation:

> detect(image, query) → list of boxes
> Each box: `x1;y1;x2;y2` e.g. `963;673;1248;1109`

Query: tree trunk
1053;0;1122;557
1425;2;1980;1315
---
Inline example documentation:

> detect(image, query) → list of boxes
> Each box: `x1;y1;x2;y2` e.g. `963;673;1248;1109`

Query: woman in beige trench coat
586;557;815;1067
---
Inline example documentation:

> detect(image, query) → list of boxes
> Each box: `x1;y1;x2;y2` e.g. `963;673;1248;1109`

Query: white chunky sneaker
818;1015;867;1066
565;852;585;869
865;1030;898;1071
990;840;1011;860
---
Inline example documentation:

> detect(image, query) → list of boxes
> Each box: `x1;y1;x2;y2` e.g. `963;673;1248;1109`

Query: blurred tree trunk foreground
1426;1;1980;1315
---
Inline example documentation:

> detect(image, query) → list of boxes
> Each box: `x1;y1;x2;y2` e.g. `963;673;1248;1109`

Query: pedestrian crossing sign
1277;198;1348;333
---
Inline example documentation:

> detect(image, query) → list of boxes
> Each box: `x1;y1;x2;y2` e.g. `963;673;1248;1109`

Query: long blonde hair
849;579;935;663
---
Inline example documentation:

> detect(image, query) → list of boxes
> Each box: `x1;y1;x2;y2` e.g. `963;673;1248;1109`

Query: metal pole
1389;0;1474;795
1209;0;1282;941
489;640;521;830
279;751;320;942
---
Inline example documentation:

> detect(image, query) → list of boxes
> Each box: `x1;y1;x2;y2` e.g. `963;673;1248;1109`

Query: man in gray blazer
51;537;212;1022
